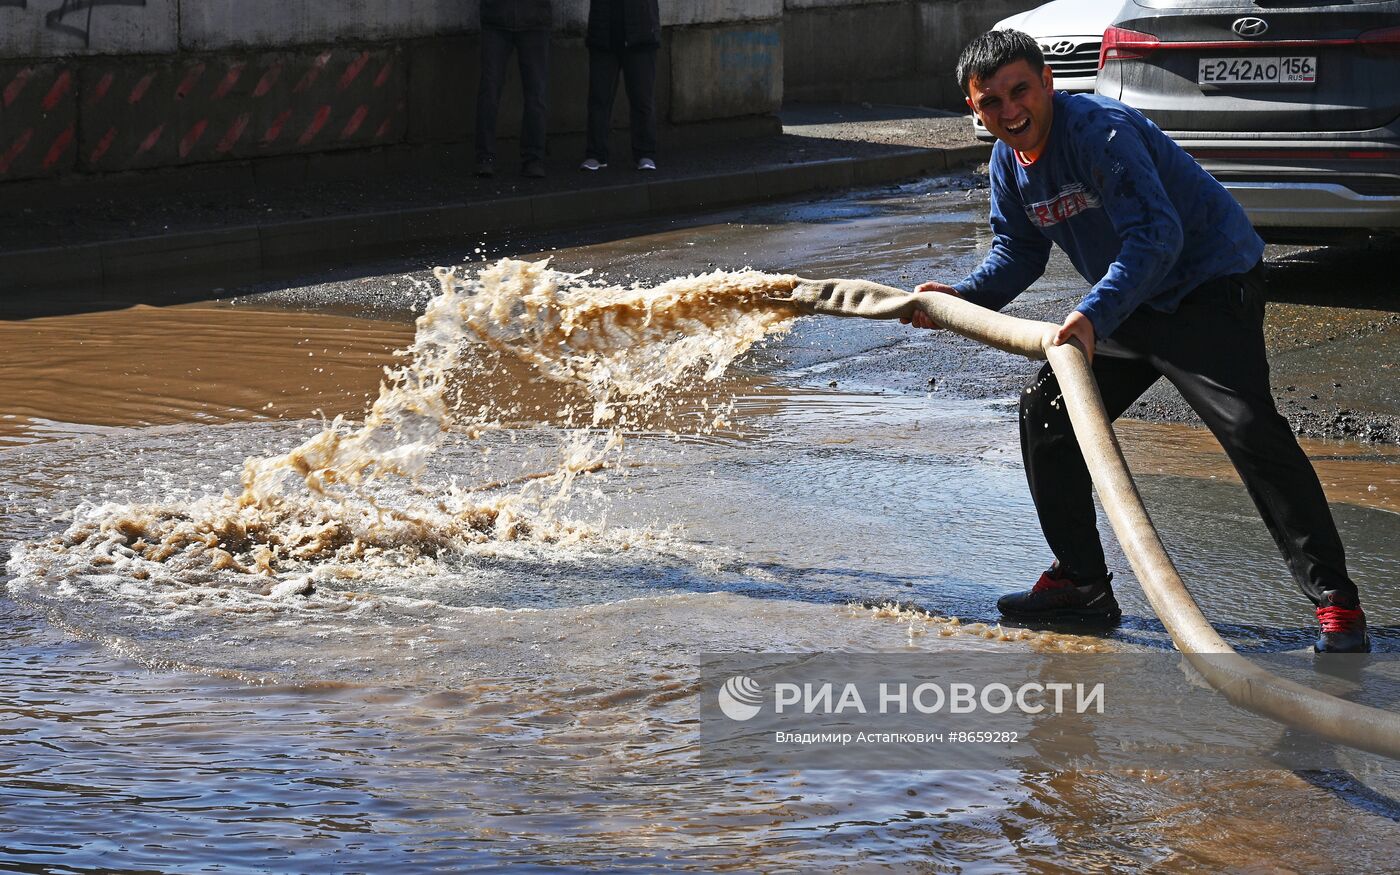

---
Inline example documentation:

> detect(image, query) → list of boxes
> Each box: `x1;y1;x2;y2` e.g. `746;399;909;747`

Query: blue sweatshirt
953;92;1263;339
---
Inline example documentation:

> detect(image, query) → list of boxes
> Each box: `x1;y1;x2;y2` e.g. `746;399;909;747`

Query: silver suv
1096;0;1400;242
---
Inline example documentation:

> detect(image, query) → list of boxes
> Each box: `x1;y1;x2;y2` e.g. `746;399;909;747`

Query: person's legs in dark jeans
1020;342;1162;583
1017;265;1361;644
516;29;550;165
585;49;622;164
475;26;514;166
1149;267;1356;607
1153;267;1364;650
620;47;658;163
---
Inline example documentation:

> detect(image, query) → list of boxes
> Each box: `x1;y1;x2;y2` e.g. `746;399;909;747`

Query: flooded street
4;178;1399;871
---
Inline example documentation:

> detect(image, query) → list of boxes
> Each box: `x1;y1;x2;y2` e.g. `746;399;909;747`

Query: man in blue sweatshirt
911;29;1369;652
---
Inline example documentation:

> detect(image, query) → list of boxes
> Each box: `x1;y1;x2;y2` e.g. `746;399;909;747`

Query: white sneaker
636;158;657;171
579;158;606;171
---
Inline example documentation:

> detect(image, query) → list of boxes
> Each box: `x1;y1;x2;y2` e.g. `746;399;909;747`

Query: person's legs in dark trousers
620;46;657;163
515;29;550;165
475;26;514;166
1149;267;1356;607
1020;339;1162;582
585;49;622;164
1023;265;1356;607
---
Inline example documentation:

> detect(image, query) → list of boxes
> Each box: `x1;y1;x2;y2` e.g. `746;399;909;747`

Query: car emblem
1043;39;1077;56
1232;17;1269;38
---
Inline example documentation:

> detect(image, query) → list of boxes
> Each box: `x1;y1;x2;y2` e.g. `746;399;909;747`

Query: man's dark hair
956;29;1045;95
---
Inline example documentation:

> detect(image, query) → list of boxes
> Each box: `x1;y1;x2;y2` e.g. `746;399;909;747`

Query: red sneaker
997;563;1121;623
1314;590;1370;653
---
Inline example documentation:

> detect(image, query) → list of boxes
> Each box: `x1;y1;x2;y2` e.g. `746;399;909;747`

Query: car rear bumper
1182;144;1400;231
1223;182;1400;228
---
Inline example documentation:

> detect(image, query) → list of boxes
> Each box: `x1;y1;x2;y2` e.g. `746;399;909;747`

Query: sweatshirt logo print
1025;184;1102;228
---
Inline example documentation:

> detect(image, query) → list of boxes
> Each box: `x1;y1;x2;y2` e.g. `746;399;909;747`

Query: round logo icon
1232;17;1268;38
718;675;763;721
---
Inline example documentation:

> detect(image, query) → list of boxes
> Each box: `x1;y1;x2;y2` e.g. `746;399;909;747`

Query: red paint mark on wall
137;124;166;156
341;105;369;139
89;71;115;106
253;64;283;98
179;119;209;157
212;63;245;100
41;70;73;112
294;52;332;93
89;126;118;164
215;113;251;155
42;124;74;169
128;72;155;104
263;109;293;144
373;61;393;89
375;102;404;139
337;52;370;92
298;105;332;145
0;128;34;174
3;68;32;108
175;63;206;99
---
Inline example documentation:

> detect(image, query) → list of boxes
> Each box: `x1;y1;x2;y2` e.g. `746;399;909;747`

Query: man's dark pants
476;27;550;164
584;47;657;164
1020;263;1357;606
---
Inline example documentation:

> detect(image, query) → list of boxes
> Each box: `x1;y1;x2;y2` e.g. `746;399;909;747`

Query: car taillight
1099;26;1160;68
1360;25;1400;54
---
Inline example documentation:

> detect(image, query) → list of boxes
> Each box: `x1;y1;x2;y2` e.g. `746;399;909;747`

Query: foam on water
7;260;801;617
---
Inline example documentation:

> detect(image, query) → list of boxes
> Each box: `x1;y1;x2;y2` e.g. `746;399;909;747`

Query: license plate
1198;56;1316;85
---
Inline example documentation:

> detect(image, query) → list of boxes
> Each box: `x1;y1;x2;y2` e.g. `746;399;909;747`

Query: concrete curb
2;143;990;294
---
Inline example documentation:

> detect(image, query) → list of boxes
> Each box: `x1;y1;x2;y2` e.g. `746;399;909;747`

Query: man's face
966;59;1056;159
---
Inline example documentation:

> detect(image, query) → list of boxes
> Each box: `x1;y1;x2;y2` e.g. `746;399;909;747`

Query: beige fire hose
778;277;1400;761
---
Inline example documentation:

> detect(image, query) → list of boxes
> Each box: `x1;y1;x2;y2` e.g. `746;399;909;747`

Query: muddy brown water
3;179;1398;871
0;303;414;445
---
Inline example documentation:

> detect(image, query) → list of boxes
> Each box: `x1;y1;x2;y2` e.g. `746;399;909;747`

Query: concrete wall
783;0;1039;108
0;0;787;56
180;1;473;51
0;0;785;182
670;24;782;123
0;0;1023;184
0;0;179;57
0;1;473;56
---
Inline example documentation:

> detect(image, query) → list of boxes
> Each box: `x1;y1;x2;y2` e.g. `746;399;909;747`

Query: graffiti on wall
46;0;148;47
1;0;149;47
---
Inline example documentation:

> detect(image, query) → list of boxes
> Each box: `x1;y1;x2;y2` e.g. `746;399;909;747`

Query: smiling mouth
1005;118;1031;135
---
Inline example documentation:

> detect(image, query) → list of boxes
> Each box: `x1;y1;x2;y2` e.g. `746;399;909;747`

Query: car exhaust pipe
777;276;1400;761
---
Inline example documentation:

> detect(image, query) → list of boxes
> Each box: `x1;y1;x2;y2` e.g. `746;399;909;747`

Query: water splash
9;259;801;595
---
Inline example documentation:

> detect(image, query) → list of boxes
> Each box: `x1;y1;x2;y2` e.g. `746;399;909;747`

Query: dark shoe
997;563;1121;623
475;159;495;178
1314;590;1370;653
522;159;545;179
